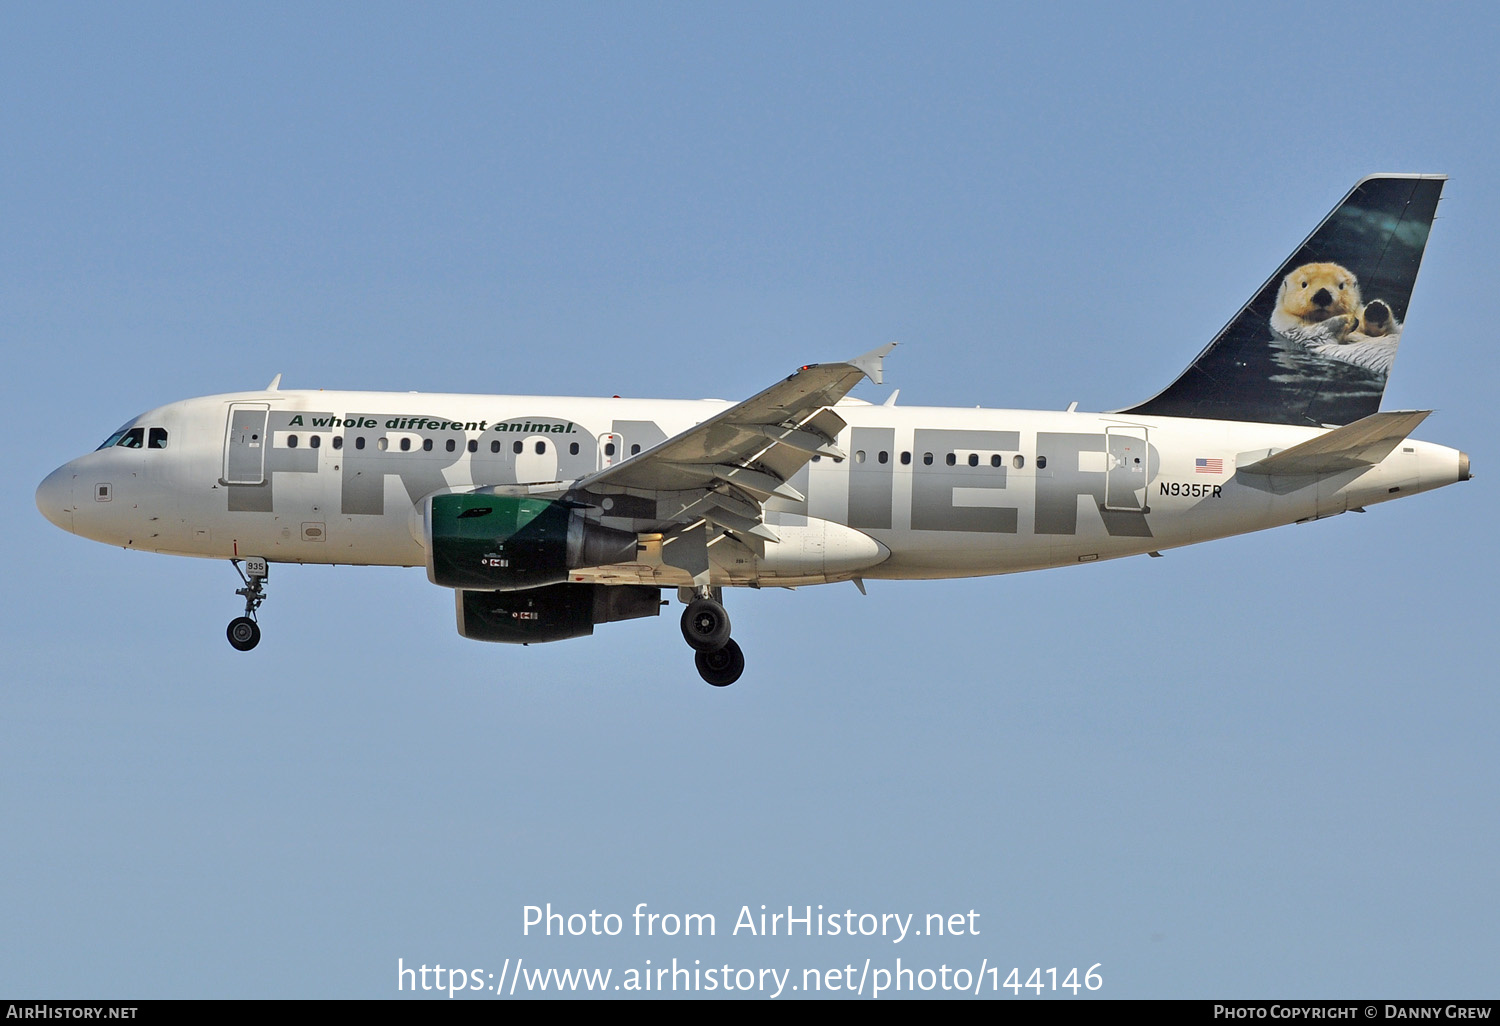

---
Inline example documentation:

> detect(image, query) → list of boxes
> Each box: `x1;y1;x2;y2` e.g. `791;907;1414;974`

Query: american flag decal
1195;458;1223;474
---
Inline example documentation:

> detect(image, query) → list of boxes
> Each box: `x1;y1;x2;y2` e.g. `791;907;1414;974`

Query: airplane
35;174;1469;686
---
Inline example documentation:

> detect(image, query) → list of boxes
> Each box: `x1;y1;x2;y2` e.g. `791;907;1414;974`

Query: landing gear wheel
695;639;745;687
227;558;269;651
227;616;261;652
681;598;731;652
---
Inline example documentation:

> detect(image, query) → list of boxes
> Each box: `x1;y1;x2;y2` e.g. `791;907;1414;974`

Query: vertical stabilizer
1122;174;1444;427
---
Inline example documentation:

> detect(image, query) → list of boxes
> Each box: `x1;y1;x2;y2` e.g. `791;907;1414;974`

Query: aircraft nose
36;464;76;533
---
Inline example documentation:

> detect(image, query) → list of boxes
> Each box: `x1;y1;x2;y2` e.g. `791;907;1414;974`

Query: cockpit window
96;427;130;450
97;424;166;450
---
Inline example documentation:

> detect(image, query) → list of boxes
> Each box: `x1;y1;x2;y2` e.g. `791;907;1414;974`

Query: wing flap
709;464;805;502
748;424;846;459
701;505;781;542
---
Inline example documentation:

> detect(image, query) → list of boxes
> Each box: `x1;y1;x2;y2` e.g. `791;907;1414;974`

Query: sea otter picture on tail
1270;261;1403;376
1127;175;1440;427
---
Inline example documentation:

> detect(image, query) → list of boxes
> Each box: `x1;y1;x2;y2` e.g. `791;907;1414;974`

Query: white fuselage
37;389;1468;588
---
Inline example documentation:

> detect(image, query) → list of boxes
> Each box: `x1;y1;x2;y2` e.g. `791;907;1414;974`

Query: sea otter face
1277;262;1362;323
1360;299;1394;337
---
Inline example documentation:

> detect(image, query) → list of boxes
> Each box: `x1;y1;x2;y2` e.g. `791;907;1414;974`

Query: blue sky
3;2;1496;999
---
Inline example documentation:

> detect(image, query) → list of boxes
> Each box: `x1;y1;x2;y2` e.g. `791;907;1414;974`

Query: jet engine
424;493;639;591
456;582;662;644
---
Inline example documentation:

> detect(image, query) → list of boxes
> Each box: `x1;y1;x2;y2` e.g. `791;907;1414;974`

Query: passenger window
468;439;478;453
1013;455;1024;469
355;436;365;450
310;435;321;449
604;442;616;457
287;435;299;448
422;438;432;452
491;440;501;454
512;440;522;454
945;452;956;466
922;452;933;465
148;428;168;449
811;455;821;463
399;437;411;452
446;439;456;452
855;450;866;463
116;428;145;449
990;454;1001;467
968;453;978;467
878;451;888;464
569;442;579;455
333;436;343;450
1036;455;1047;469
629;443;640;455
900;452;911;465
377;437;388;451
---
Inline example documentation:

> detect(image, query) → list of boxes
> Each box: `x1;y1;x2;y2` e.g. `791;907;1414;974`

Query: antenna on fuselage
266;374;282;391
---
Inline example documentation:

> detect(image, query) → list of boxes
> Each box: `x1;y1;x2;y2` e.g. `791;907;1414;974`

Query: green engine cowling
456;583;662;644
425;493;639;591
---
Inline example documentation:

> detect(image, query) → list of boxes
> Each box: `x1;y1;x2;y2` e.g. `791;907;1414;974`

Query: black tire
695;639;745;687
227;617;261;652
680;598;731;652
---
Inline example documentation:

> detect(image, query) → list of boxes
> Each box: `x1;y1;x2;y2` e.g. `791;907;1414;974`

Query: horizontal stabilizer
1238;410;1430;476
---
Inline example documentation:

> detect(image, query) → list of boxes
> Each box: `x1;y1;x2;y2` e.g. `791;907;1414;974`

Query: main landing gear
680;587;744;687
226;557;268;652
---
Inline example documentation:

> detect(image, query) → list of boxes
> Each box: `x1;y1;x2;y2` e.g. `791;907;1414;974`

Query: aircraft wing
565;343;896;542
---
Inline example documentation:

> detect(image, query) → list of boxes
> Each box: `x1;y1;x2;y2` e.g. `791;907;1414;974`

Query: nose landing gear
227;557;268;652
680;587;743;686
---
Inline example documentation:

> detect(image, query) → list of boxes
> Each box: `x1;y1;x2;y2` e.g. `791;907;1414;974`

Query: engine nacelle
425;493;638;591
456;583;662;644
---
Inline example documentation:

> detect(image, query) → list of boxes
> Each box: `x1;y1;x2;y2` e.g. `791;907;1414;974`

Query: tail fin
1121;174;1445;427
